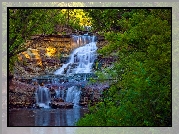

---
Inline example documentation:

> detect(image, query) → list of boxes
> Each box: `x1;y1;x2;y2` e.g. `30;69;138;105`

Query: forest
76;8;171;126
8;8;171;127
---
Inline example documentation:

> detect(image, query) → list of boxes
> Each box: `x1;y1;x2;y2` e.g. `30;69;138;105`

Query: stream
9;34;99;126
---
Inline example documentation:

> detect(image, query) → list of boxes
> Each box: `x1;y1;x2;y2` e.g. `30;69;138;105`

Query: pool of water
8;107;89;126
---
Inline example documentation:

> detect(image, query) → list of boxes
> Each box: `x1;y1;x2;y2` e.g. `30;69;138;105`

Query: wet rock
49;86;56;98
50;102;73;109
53;98;64;102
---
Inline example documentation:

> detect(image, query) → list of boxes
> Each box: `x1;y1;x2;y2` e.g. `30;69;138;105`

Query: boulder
50;101;73;109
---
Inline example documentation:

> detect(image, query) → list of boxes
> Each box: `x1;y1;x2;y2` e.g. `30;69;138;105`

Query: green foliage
8;8;85;73
76;9;171;126
9;55;18;72
84;9;128;32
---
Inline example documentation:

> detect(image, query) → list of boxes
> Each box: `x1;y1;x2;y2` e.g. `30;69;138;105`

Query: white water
35;35;97;108
65;86;81;107
54;35;97;107
35;86;51;108
54;35;97;75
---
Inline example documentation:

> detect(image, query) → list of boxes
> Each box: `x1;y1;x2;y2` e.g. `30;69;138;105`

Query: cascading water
53;34;98;107
35;85;51;108
65;86;81;107
54;35;97;75
55;87;65;100
35;34;97;108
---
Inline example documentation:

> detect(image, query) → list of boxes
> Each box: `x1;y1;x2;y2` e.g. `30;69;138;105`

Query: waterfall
54;35;97;75
53;35;97;107
65;86;81;107
55;87;65;100
35;86;51;108
35;34;97;108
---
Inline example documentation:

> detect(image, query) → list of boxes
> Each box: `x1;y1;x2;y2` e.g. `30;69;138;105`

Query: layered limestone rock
15;36;72;78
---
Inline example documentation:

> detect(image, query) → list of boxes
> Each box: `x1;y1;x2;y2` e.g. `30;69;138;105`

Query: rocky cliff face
14;35;73;78
9;34;113;109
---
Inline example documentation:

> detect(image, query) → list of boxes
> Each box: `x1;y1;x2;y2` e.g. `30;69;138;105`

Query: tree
76;8;171;126
8;8;87;72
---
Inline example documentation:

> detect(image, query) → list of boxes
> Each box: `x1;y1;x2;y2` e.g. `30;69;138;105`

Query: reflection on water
66;108;81;126
9;107;88;126
35;109;51;126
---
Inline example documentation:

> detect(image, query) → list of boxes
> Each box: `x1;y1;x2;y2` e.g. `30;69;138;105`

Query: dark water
9;107;88;126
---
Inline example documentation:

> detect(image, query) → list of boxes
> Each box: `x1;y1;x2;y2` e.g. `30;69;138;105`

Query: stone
50;101;73;109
